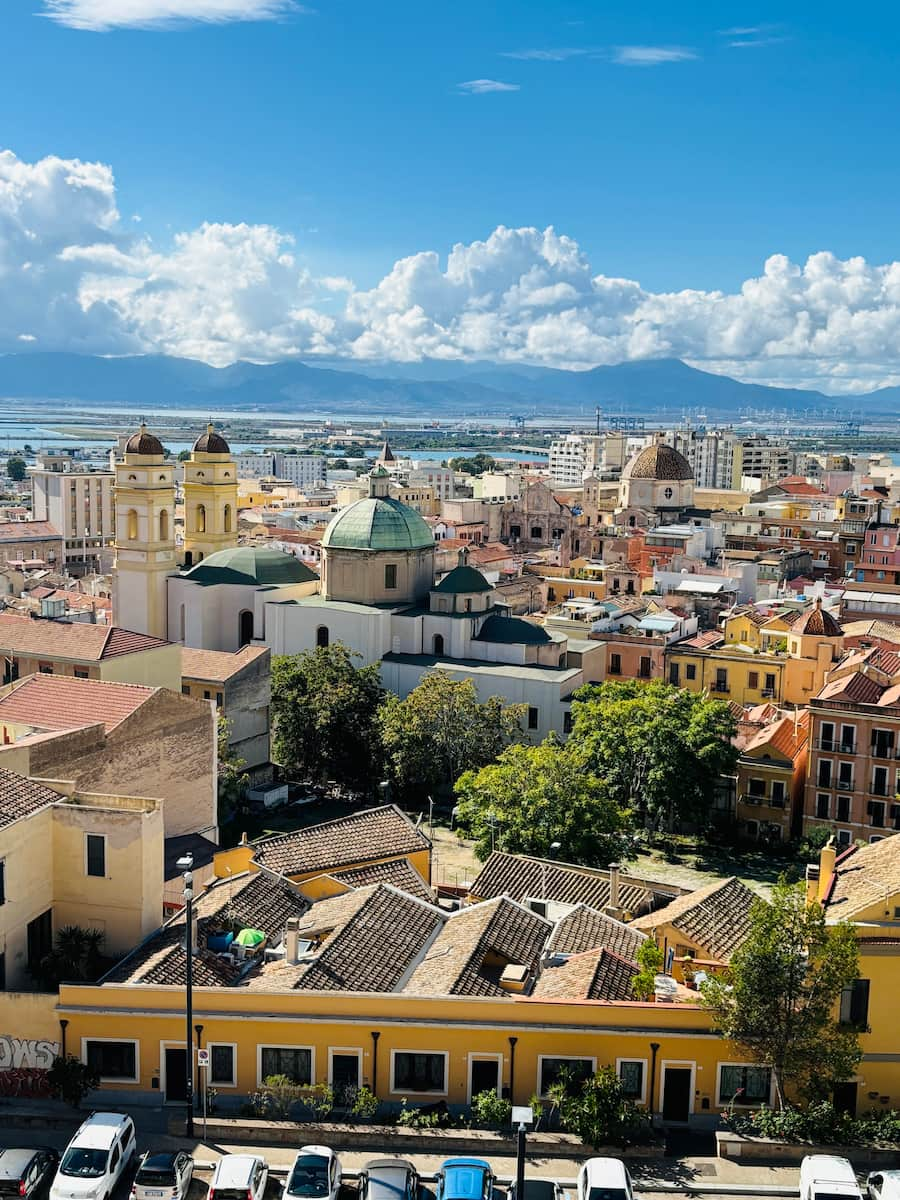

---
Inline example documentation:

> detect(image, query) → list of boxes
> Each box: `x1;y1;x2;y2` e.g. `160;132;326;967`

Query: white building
548;434;604;487
236;452;277;478
29;452;115;575
273;453;327;489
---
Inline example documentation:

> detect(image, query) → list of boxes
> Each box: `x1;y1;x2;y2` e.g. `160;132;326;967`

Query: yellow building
734;712;809;842
181;426;239;567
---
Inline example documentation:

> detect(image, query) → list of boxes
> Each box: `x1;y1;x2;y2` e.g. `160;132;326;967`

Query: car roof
140;1153;181;1169
442;1161;491;1171
296;1148;333;1160
440;1161;491;1198
0;1150;39;1175
366;1162;414;1174
70;1115;131;1151
214;1155;264;1183
582;1159;629;1185
802;1157;857;1181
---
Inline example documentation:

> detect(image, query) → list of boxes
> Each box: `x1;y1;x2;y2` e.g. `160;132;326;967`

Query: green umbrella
234;928;266;947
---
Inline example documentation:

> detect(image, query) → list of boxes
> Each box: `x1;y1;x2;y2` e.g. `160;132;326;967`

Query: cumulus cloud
612;45;697;65
8;147;900;393
456;79;520;94
40;0;302;31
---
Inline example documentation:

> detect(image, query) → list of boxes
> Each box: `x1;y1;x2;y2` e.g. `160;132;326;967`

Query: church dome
125;424;164;456
793;599;842;637
180;545;318;586
624;443;694;481
322;497;435;552
192;423;230;454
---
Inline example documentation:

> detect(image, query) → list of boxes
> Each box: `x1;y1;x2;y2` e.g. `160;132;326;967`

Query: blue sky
3;0;900;390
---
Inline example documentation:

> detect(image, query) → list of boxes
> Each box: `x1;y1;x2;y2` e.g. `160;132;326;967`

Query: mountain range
0;352;887;419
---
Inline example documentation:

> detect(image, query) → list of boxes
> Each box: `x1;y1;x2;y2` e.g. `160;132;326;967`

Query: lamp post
511;1104;533;1200
177;853;195;1137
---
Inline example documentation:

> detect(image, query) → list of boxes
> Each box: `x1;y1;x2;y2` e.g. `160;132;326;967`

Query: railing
869;782;891;797
712;683;730;694
869;743;898;761
740;793;785;809
837;780;855;791
815;739;857;754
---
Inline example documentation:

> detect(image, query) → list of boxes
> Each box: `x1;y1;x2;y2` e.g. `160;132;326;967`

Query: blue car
435;1160;495;1200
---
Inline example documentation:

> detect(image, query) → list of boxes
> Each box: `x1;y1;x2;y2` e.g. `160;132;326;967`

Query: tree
449;453;497;475
701;879;861;1108
454;735;629;863
631;938;664;1001
177;449;192;461
570;680;737;832
47;1055;100;1108
217;713;249;829
555;1066;652;1148
33;926;106;988
272;644;385;790
379;671;525;806
6;457;26;482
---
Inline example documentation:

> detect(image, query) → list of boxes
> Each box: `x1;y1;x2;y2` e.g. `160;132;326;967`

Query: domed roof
125;424;164;456
625;443;694;482
322;497;435;552
434;563;493;595
793;599;842;638
180;545;319;587
193;423;230;454
475;613;552;645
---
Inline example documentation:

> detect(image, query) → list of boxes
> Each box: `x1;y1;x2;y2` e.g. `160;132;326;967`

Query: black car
0;1150;59;1199
359;1160;419;1200
508;1183;561;1200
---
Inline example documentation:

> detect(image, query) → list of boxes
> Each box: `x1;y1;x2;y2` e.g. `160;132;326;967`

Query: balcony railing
837;780;855;791
869;743;898;761
741;793;785;809
869;782;891;797
712;683;730;694
815;739;857;754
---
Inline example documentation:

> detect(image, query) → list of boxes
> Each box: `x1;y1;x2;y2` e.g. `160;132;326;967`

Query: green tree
272;644;385;790
555;1066;652;1148
6;457;26;482
448;453;497;475
571;680;737;832
217;713;249;829
701;879;861;1108
33;926;106;988
631;937;664;1001
379;671;525;806
454;735;629;863
47;1055;100;1108
177;449;191;461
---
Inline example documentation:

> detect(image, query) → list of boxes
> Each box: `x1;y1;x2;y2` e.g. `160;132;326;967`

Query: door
661;1067;692;1122
26;910;52;975
832;1081;858;1116
469;1057;500;1099
164;1048;188;1104
331;1053;360;1093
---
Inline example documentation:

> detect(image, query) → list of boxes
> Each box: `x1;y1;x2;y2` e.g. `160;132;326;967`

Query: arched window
316;625;329;648
223;504;232;534
433;634;445;655
239;610;254;647
196;504;207;534
159;509;169;541
126;509;138;540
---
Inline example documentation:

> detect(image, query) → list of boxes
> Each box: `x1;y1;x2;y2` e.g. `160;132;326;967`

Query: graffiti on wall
0;1037;61;1098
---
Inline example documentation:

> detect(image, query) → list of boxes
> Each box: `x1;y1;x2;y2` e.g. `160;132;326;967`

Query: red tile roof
0;521;61;542
0;674;154;733
0;613;170;662
181;645;269;684
742;711;809;761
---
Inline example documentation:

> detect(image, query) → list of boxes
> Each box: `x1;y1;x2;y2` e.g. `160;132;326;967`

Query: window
538;1056;594;1096
259;1046;312;1085
27;910;52;973
196;503;207;534
871;729;895;758
528;707;539;730
840;979;870;1027
837;794;850;822
216;692;223;707
239;610;254;647
837;828;852;846
764;673;776;694
74;669;88;679
686;663;696;681
0;860;5;906
818;760;832;788
85;1039;138;1081
748;778;766;799
609;653;622;676
714;668;728;693
617;1060;645;1102
223;504;232;534
126;509;138;540
392;1051;447;1093
181;684;190;696
159;509;169;541
873;766;889;797
209;1043;237;1087
770;780;786;807
530;526;543;540
669;663;680;686
316;626;329;648
816;794;829;819
38;663;53;675
841;724;856;752
85;834;106;878
639;656;651;679
510;524;521;540
748;670;759;690
838;761;853;789
870;800;886;828
718;1064;772;1105
203;689;211;701
432;634;445;656
384;564;397;589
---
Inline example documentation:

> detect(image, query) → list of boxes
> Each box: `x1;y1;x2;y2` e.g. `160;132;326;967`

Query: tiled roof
678;630;725;650
181;644;269;684
841;620;900;646
816;671;894;707
253;805;430;876
0;675;154;734
403;896;551;997
0;768;61;830
792;602;842;637
742;712;809;762
468;851;655;916
631;876;758;961
328;858;434;902
533;948;639;1001
0;613;169;662
0;522;61;542
547;904;647;958
825;835;900;919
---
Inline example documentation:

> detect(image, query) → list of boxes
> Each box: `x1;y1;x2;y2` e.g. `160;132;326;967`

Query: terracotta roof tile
469;851;654;916
0;675;154;734
825;835;900;919
547;904;647;957
0;768;61;830
631;876;758;961
328;858;434;902
253;805;430;876
0;522;61;542
742;712;809;761
181;645;269;684
0;613;169;662
533;948;639;1001
679;630;725;650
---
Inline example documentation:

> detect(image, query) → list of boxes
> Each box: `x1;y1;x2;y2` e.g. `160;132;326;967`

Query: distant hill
0;351;882;417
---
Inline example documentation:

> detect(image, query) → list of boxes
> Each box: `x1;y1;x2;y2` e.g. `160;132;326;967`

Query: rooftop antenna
595;406;602;436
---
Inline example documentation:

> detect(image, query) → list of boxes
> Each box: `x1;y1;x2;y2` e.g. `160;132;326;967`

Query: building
29;453;115;575
181;644;271;770
855;524;900;586
665;429;740;490
0;521;63;571
501;480;584;560
617;443;697;527
548;435;604;487
737;438;798;486
181;425;239;567
735;712;809;842
272;454;328;491
0;765;162;989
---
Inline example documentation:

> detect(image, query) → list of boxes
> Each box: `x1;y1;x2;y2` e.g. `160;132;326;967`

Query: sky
4;0;900;392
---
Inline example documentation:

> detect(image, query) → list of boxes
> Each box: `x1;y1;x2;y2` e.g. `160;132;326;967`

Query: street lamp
176;853;195;1137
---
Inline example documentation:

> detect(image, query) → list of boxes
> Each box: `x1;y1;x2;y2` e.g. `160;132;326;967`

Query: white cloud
501;48;589;61
10;147;900;392
456;79;520;94
40;0;302;31
613;45;697;65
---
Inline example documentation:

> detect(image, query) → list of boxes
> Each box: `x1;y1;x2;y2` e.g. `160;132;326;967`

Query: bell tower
181;424;239;566
112;424;176;638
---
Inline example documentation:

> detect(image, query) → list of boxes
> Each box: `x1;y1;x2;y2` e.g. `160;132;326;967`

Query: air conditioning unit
837;781;853;791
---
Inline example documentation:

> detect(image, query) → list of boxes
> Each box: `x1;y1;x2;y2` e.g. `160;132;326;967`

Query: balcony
712;683;730;694
869;781;891;797
837;780;855;791
815;739;857;754
869;743;898;761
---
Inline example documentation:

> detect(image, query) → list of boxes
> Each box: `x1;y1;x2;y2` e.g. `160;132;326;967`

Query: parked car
508;1183;561;1200
576;1158;634;1200
867;1173;900;1200
800;1156;863;1200
435;1160;494;1200
0;1149;59;1199
131;1153;194;1200
283;1148;342;1200
358;1159;418;1200
50;1113;136;1200
208;1156;268;1200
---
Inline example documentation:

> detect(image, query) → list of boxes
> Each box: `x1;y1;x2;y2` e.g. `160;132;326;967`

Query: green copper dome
322;497;435;552
181;545;319;586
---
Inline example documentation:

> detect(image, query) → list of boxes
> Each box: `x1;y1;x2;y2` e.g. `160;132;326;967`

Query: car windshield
587;1189;629;1200
515;1184;557;1200
368;1176;408;1200
287;1162;329;1198
60;1149;108;1179
136;1170;177;1187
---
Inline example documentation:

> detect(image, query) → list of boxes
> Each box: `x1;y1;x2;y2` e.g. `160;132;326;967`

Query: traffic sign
197;1048;210;1068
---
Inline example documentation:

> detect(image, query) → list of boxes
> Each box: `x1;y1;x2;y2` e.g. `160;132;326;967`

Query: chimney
285;916;301;965
817;840;837;904
608;863;621;911
805;864;820;906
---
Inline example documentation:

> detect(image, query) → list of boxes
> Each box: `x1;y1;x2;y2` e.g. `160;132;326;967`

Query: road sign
197;1048;210;1069
511;1105;533;1126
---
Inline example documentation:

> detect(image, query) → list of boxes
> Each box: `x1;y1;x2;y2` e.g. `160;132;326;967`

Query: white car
800;1156;863;1200
283;1148;342;1200
576;1158;634;1200
209;1156;268;1200
50;1113;136;1200
131;1152;194;1200
867;1172;900;1200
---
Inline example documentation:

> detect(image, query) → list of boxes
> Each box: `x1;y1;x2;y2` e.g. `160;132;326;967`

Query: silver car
131;1153;194;1200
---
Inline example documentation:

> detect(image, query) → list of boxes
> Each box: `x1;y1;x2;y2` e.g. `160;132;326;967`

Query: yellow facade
667;646;786;706
112;440;177;641
182;428;239;566
722;612;764;650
